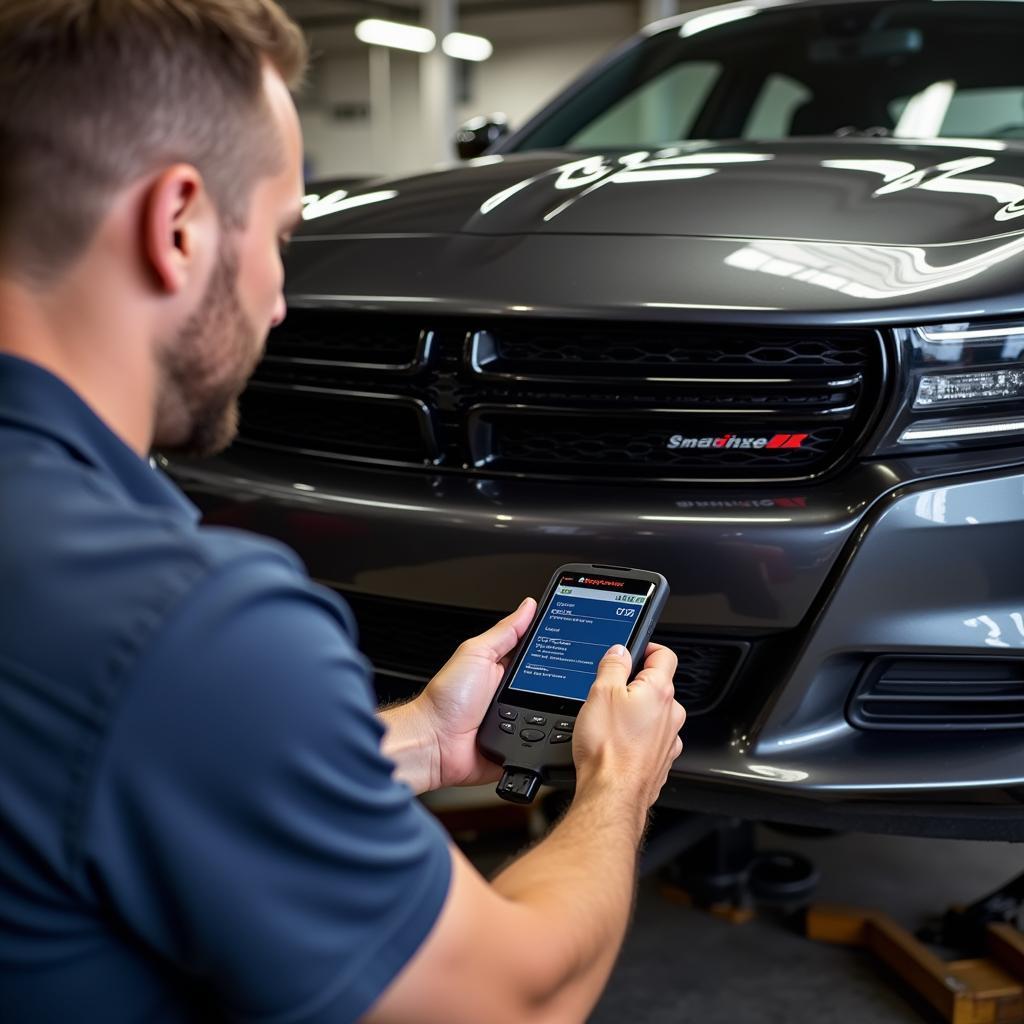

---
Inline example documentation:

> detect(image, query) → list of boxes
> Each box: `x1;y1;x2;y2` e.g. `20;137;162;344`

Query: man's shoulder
0;436;350;710
1;435;303;577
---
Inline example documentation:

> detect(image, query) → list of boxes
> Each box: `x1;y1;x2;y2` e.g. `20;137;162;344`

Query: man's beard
153;244;262;458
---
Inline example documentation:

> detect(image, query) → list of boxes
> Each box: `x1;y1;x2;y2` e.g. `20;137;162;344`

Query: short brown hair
0;0;308;283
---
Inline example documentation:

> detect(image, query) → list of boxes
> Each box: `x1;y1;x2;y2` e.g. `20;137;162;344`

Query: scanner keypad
495;707;577;747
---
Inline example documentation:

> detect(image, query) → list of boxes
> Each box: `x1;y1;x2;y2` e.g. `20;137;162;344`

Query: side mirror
455;113;509;160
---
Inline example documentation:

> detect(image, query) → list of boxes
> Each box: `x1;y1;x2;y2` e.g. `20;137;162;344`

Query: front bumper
172;445;1024;840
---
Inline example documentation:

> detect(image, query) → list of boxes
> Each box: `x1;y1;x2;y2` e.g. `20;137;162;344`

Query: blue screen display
507;577;652;702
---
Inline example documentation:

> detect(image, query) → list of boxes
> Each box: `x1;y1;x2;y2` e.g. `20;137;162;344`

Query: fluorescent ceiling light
442;32;493;61
355;18;436;53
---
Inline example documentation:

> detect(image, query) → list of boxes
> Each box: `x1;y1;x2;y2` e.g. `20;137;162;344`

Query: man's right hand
572;643;685;819
365;642;686;1024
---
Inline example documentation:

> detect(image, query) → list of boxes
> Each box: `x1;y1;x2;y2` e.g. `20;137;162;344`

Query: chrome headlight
875;321;1024;451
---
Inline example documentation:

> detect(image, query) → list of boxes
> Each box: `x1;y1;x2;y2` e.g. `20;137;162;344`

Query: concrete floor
436;784;1023;1023
591;828;1022;1024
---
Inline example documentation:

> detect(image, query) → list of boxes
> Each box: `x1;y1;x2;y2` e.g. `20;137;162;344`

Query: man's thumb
591;644;631;691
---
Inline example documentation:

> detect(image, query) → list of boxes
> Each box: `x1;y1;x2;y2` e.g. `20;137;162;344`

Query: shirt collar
0;353;200;522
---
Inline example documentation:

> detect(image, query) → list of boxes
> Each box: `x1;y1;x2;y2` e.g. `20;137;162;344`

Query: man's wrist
573;757;651;842
379;697;443;794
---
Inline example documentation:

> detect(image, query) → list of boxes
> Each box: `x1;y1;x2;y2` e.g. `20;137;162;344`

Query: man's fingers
630;644;678;689
462;597;536;661
590;645;632;692
673;700;687;731
643;641;672;659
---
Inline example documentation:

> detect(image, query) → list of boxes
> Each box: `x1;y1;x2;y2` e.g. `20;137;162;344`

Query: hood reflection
725;233;1024;301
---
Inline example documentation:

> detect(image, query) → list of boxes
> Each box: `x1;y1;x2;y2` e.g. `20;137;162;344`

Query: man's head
0;0;308;456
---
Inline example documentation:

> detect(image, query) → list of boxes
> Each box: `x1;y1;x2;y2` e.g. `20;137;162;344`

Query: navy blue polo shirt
0;354;451;1023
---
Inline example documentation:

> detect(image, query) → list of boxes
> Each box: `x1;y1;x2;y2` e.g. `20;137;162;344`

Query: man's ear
142;164;217;295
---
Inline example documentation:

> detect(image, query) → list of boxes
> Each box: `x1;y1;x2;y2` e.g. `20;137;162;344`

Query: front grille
475;410;843;475
239;385;436;464
336;589;745;715
237;310;886;482
482;325;868;373
849;656;1024;731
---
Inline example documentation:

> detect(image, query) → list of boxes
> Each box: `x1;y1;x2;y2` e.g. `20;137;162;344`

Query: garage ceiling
282;0;623;29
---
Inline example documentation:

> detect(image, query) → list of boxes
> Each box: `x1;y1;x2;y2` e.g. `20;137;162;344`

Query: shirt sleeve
80;546;452;1024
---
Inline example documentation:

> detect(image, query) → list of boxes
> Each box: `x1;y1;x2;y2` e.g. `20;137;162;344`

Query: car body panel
175;450;1024;838
302;141;1024;248
174;0;1024;839
285;228;1024;325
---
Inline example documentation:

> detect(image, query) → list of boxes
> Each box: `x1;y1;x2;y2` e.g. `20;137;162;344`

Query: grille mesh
489;417;842;473
240;385;433;462
260;309;424;369
489;327;871;370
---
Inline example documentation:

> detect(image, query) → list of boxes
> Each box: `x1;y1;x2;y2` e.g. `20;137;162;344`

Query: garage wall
298;51;375;180
455;4;638;135
300;2;639;182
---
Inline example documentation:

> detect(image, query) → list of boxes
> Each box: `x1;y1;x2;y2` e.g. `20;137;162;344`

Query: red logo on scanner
562;575;626;588
666;432;809;451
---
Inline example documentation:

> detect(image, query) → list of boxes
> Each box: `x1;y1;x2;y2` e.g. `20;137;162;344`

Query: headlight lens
914;369;1024;409
875;320;1024;452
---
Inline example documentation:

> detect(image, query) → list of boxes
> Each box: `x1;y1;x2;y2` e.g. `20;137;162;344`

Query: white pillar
640;0;680;28
369;45;392;173
420;0;457;166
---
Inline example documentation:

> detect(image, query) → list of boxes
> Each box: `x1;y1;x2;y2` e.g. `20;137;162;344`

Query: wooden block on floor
657;883;755;924
946;958;1023;1024
807;905;1024;1024
990;925;1024;981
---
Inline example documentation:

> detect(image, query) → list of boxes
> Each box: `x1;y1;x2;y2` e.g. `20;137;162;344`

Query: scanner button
550;732;572;744
499;708;518;721
499;722;516;734
555;720;574;732
519;728;545;743
526;715;547;726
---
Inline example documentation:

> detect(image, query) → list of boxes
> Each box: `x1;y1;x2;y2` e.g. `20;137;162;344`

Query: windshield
512;1;1024;151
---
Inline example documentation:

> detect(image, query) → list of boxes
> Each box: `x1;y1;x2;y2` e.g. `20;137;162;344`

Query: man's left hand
380;597;536;792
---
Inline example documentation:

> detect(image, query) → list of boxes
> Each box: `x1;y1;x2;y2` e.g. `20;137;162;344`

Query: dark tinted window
513;1;1024;150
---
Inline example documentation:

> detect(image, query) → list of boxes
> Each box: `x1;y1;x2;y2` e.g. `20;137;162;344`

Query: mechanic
0;2;686;1022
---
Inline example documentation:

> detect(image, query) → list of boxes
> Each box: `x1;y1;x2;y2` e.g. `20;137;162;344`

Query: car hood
299;138;1024;247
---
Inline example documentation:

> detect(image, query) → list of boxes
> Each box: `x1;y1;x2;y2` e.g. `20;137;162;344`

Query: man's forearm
378;698;440;794
490;771;648;1022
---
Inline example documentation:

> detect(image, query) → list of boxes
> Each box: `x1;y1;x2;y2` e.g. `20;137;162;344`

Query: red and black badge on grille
666;432;809;450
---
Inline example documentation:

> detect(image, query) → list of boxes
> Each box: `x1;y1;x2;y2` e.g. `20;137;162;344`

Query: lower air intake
849;656;1024;731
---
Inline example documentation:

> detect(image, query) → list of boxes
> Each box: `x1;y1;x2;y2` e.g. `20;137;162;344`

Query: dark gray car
171;0;1024;840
